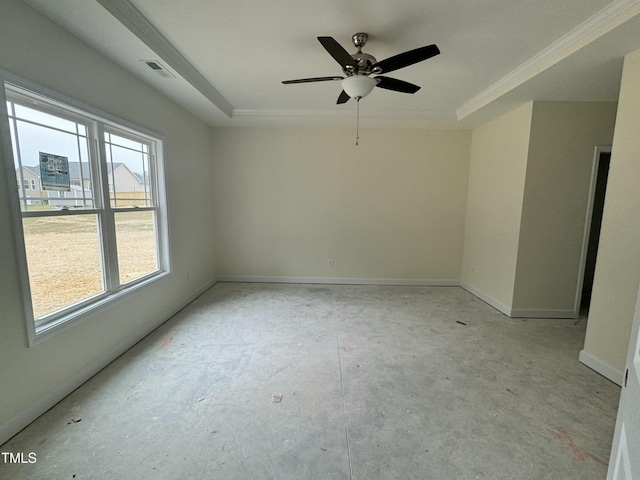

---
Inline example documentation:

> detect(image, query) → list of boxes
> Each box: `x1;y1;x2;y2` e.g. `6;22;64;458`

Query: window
2;78;169;343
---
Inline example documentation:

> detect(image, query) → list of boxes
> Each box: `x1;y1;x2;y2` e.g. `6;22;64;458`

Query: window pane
115;210;158;284
105;132;152;208
22;214;104;318
108;145;150;207
106;132;142;151
13;104;79;134
12;117;94;211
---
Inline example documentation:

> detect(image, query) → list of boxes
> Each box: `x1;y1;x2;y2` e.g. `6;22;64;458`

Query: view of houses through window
6;83;165;330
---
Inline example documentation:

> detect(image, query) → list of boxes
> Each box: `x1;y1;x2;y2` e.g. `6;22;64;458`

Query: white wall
212;127;471;282
0;0;216;443
582;48;640;378
461;103;533;311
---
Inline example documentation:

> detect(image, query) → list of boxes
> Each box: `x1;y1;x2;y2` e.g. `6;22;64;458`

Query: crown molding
232;109;456;119
457;0;640;120
227;109;460;129
96;0;233;118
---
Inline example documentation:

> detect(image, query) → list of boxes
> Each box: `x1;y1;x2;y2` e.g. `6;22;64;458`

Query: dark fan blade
375;76;421;94
282;76;343;84
372;44;440;74
337;90;350;104
318;36;357;70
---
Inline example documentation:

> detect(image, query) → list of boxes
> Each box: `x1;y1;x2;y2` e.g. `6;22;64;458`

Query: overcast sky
9;101;148;177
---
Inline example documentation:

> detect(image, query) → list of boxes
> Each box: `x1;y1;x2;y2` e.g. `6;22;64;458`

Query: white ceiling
24;0;640;129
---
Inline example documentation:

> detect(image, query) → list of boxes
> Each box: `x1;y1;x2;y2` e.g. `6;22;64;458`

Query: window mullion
149;151;162;268
93;124;120;292
75;123;89;208
8;104;29;211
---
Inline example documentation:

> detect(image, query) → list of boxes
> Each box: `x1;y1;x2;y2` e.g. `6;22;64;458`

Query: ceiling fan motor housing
346;33;378;75
348;52;378;75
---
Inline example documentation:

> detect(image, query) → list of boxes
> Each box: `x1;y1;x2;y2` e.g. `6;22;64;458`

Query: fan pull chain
355;98;360;146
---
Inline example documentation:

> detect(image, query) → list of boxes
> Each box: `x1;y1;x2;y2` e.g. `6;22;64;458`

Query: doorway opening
579;147;611;313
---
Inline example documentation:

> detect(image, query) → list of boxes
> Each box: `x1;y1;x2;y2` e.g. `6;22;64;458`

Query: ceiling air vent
141;60;176;78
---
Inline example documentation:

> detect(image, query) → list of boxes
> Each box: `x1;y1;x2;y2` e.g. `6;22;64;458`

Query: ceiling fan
282;33;440;104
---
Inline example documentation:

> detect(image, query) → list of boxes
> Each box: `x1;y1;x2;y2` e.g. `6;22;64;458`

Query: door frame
573;145;612;314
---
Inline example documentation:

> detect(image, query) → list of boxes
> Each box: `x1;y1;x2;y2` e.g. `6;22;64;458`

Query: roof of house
23;165;39;177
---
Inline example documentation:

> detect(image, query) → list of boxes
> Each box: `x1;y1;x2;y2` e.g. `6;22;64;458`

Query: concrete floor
1;283;620;479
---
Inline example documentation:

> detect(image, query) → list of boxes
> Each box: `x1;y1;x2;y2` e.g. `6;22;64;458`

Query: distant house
17;162;144;207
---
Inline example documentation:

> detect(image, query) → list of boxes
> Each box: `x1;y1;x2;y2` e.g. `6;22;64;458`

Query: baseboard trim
215;275;460;287
459;282;579;318
510;308;578;319
579;350;624;386
0;278;216;446
459;281;513;316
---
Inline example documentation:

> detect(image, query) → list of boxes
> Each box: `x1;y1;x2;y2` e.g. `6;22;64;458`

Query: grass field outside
22;210;157;318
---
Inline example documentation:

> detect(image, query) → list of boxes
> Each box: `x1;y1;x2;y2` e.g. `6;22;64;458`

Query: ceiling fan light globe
341;76;376;100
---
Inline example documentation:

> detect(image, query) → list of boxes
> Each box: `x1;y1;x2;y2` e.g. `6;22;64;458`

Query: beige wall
0;0;216;442
212;127;471;281
461;101;617;318
461;103;533;310
512;102;617;315
1;0;636;445
583;48;640;374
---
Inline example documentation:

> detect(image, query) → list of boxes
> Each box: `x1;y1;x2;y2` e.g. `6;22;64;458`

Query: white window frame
0;71;171;346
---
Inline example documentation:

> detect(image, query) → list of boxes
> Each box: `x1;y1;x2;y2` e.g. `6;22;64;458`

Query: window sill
29;270;171;347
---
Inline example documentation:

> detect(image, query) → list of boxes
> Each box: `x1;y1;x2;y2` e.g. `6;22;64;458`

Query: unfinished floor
1;283;620;479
